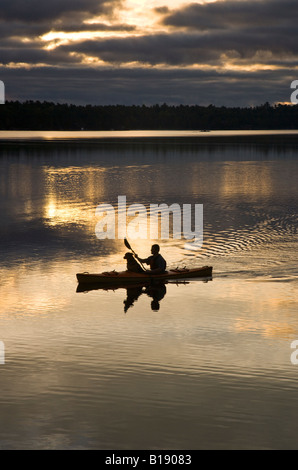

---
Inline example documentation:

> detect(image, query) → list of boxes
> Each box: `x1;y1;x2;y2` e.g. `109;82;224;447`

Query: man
136;244;167;274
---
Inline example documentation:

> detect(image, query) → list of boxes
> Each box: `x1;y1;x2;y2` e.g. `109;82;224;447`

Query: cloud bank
0;0;296;106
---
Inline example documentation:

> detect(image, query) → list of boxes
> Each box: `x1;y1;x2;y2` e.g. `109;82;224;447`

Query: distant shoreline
0;101;297;132
1;130;298;147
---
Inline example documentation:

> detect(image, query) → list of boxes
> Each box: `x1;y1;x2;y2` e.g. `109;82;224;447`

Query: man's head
151;244;160;255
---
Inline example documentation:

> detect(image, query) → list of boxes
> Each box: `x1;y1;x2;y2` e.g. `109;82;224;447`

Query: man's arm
136;255;150;264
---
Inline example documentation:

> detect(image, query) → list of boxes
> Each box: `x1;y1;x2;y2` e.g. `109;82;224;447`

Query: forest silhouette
0;101;297;130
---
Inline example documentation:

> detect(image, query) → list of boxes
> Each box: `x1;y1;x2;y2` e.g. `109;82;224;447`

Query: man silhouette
136;244;166;274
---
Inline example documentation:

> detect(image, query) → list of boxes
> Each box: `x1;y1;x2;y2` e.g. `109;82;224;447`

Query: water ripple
183;211;298;262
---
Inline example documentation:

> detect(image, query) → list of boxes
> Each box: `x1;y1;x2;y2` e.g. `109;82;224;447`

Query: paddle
124;238;147;272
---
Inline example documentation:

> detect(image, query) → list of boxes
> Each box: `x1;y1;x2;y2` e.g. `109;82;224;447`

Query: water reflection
77;277;215;313
1;135;298;449
77;280;188;312
1;141;297;268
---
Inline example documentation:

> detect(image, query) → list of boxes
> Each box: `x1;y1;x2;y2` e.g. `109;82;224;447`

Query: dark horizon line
1;100;297;131
2;99;296;109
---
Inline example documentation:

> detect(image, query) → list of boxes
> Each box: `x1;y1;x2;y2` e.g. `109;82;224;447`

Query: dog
124;252;144;273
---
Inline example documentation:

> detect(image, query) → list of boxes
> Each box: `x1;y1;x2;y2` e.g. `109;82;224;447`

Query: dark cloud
154;6;170;15
56;26;298;67
0;22;49;40
153;0;298;67
0;20;135;40
0;0;131;66
53;23;136;33
161;0;298;31
0;48;77;66
0;0;126;67
0;0;121;22
0;65;295;107
43;0;297;68
59;33;220;66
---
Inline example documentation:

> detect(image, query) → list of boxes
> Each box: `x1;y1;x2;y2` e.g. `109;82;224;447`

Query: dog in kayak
124;252;144;273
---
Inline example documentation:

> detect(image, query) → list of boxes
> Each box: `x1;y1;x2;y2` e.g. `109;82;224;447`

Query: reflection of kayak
76;266;212;286
76;279;193;293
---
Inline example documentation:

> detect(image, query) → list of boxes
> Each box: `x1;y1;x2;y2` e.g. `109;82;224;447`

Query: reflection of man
145;283;167;311
136;244;166;274
123;282;167;313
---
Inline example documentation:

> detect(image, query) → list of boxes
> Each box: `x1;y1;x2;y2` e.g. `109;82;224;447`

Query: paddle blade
124;238;131;250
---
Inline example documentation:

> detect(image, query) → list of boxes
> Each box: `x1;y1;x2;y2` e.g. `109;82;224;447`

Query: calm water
0;131;298;449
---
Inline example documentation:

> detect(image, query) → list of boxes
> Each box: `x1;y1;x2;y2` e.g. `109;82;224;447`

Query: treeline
0;100;298;130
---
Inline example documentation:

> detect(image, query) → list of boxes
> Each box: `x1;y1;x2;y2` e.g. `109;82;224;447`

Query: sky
0;0;297;106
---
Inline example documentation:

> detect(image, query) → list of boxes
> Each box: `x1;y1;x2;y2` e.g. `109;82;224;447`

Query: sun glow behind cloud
37;0;287;74
121;0;203;31
40;0;209;45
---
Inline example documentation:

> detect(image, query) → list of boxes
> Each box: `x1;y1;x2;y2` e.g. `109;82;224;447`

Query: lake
0;130;298;449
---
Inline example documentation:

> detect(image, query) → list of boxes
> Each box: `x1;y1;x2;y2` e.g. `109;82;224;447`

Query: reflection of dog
124;252;144;273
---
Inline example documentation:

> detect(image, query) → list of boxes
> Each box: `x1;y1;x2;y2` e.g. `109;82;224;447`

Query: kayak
76;266;212;286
